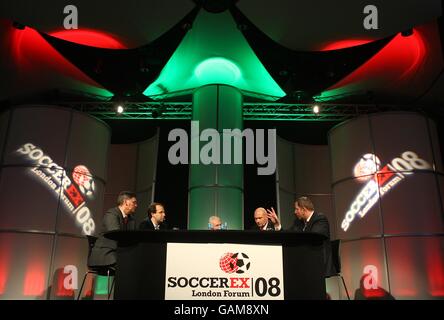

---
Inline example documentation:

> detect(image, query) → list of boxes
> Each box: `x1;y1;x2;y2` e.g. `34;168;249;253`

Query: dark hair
148;202;164;216
295;196;314;211
117;191;136;205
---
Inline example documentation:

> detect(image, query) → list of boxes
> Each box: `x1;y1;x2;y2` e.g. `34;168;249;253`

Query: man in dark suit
251;207;281;231
139;202;168;230
291;196;335;277
88;191;138;267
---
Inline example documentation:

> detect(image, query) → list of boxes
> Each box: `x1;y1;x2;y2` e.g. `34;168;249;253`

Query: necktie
303;221;308;232
123;216;128;225
155;224;160;230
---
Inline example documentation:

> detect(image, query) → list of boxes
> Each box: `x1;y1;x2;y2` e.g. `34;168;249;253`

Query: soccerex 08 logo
219;252;251;274
16;143;97;235
167;248;282;298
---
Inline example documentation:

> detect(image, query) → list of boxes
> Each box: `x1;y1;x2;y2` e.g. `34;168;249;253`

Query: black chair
77;235;115;300
330;239;350;300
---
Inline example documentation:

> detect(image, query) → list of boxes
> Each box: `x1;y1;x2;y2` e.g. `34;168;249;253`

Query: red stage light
6;22;111;95
23;264;46;297
0;239;11;295
325;29;426;92
49;29;127;49
426;239;444;297
320;39;373;51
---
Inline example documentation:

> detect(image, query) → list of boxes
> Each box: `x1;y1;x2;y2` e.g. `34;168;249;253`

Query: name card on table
165;243;284;300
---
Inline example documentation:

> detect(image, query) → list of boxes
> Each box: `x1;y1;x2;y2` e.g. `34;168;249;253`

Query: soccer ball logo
72;165;95;197
219;252;251;274
353;153;381;182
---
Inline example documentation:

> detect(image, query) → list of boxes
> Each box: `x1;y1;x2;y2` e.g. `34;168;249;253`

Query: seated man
88;191;138;267
139;202;168;230
291;196;335;277
208;215;223;230
251;207;281;231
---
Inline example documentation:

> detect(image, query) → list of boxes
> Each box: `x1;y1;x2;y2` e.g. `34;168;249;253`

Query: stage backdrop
0;105;158;300
0;105;110;299
276;137;341;299
103;135;158;228
329;111;444;300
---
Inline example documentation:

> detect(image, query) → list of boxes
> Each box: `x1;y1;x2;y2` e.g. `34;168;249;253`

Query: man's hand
267;207;281;230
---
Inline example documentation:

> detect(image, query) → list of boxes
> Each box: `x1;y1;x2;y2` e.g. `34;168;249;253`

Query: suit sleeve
103;209;121;232
289;219;304;232
139;220;147;230
311;215;330;238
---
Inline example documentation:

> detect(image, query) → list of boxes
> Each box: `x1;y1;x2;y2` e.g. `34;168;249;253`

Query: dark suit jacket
290;212;335;277
250;219;277;231
290;211;330;237
88;207;136;267
139;217;168;230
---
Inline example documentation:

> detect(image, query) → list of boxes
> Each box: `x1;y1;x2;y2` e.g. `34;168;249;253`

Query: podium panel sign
165;243;284;300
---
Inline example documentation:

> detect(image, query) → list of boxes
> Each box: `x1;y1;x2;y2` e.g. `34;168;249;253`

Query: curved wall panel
103;135;158;228
276;136;340;298
0;105;110;299
276;137;335;235
329;112;444;300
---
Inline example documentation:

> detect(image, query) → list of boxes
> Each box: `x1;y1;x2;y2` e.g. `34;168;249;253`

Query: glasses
208;222;228;230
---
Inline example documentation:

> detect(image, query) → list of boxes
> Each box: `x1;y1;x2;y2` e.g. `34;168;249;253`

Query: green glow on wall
71;81;114;98
188;85;244;230
143;10;285;100
313;86;356;102
84;87;114;98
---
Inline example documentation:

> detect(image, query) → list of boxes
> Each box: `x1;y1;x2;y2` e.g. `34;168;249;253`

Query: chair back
86;235;98;259
331;239;341;274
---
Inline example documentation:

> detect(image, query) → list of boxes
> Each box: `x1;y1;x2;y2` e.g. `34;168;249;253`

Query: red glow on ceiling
49;29;127;49
9;25;108;91
320;39;373;51
23;264;46;296
326;29;426;91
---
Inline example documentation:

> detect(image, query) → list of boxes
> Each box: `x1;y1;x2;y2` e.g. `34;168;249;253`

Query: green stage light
143;10;285;100
194;57;241;85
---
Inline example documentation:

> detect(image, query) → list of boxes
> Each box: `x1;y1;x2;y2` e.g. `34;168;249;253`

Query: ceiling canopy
1;0;443;113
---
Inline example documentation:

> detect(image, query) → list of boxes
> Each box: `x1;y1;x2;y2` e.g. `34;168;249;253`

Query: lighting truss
61;101;422;122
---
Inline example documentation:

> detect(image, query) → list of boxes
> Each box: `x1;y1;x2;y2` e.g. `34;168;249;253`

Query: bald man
251;207;281;231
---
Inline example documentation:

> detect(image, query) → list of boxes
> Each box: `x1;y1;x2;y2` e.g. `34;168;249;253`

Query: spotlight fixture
313;105;320;114
116;105;124;114
401;28;413;37
152;104;166;118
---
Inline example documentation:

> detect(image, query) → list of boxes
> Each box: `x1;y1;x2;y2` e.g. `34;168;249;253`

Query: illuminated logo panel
166;243;283;300
342;151;431;232
16;143;96;235
353;153;381;182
